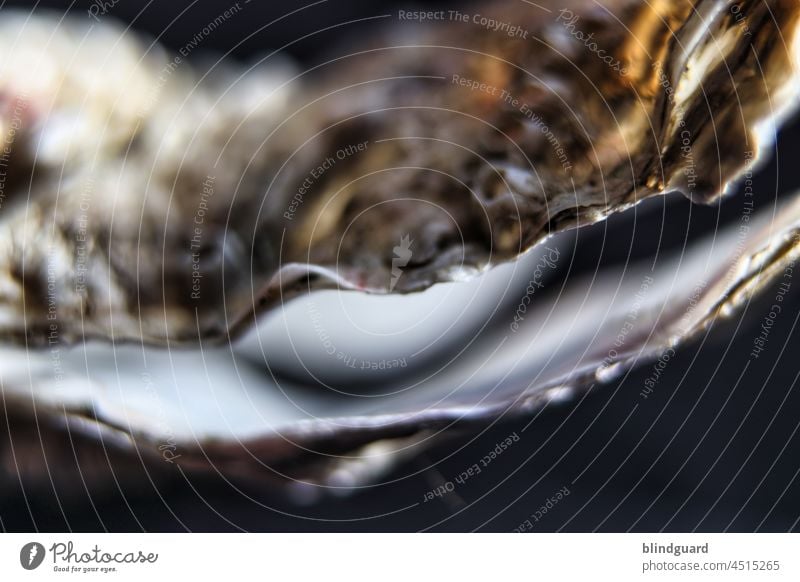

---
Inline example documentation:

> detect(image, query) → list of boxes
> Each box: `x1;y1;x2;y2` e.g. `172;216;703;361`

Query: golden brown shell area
0;0;799;347
282;0;800;289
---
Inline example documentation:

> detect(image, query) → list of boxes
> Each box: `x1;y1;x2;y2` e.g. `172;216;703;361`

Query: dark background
1;0;799;532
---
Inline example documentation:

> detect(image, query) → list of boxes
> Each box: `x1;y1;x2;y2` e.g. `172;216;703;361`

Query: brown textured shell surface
0;0;799;495
0;0;796;346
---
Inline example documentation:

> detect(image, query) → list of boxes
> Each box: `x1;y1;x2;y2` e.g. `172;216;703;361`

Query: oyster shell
0;0;799;497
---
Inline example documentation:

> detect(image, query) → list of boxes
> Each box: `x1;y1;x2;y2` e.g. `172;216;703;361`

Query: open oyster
0;0;799;498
